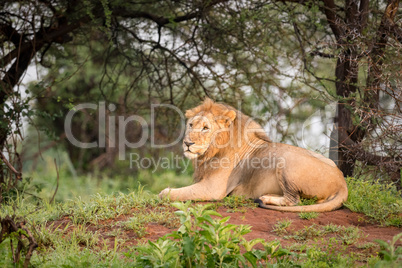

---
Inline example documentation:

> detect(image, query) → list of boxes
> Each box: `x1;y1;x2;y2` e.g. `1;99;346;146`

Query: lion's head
183;98;237;159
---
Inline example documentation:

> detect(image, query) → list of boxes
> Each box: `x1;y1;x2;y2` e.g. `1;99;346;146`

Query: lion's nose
184;141;195;147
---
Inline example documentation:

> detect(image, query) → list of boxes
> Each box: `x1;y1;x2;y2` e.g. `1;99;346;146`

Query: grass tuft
219;195;258;213
272;219;293;235
298;211;319;220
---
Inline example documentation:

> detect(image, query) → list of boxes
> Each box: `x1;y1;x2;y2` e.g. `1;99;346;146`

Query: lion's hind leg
256;167;300;207
258;194;299;207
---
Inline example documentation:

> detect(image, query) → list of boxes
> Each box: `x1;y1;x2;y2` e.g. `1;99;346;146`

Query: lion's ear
217;110;236;127
185;109;196;118
226;110;236;122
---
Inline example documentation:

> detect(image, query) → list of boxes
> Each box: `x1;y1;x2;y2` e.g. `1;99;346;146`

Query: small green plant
374;232;402;267
299;196;318;206
70;225;99;247
120;207;180;238
106;229;122;238
285;224;324;241
121;216;148;238
299;211;319;220
285;223;363;243
339;226;363;245
272;219;293;235
33;222;68;249
322;223;342;233
302;245;356;267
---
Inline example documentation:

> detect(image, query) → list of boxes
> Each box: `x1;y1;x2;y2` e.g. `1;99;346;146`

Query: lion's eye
189;123;193;128
203;126;209;131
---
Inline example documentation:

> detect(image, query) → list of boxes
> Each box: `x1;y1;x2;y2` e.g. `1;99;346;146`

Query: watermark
64;102;271;159
129;152;191;173
64;101;337;169
64;102;185;160
196;152;286;170
128;152;286;173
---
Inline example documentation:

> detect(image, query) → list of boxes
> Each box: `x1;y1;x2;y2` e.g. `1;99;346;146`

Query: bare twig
0;216;38;268
49;159;59;204
0;152;21;180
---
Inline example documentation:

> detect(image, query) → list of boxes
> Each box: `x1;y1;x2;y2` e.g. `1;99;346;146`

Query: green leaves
135;202;292;267
344;177;402;227
137;239;180;267
375;233;402;265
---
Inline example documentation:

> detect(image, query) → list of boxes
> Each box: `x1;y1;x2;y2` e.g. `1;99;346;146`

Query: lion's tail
255;187;348;213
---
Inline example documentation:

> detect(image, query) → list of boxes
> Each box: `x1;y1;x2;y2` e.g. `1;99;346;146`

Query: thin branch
0;152;21;180
310;50;336;58
49;159;59;204
114;0;227;27
0;21;24;45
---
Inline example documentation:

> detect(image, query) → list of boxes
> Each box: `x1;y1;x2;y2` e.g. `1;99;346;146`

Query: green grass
297;197;320;220
345;177;402;227
218;195;258;213
298;211;319;220
272;219;293;235
299;196;318;206
20;152;193;203
0;193;401;267
284;223;364;245
1;174;402;267
120;207;180;237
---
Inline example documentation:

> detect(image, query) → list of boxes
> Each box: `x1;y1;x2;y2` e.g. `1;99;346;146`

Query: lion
159;98;348;212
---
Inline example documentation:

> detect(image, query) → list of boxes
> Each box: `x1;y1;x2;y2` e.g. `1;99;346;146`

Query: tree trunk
329;54;360;177
329;0;400;177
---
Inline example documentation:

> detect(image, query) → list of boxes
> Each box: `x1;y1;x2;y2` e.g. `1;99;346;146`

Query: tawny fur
159;98;348;212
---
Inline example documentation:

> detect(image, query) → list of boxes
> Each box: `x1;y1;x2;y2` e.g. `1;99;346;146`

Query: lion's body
159;98;348;212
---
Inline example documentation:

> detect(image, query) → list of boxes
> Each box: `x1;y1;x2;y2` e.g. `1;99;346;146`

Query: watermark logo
64;102;185;160
64;101;337;172
129;152;191;173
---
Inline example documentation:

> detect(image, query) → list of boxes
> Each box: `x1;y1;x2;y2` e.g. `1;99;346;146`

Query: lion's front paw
158;187;171;199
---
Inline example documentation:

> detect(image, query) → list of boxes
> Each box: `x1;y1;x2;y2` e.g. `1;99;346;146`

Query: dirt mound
51;205;401;260
218;207;401;247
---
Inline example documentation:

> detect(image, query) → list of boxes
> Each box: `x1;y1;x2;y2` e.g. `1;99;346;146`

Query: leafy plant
272;219;293;235
339;226;363;245
345;177;402;227
374;232;402;267
133;202;293;267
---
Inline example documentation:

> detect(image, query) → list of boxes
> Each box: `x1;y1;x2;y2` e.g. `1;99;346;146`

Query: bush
132;202;294;267
345;177;402;227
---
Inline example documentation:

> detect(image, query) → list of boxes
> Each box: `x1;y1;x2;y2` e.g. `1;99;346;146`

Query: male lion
159;98;348;212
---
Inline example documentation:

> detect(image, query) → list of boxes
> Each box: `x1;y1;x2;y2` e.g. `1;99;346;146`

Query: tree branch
321;0;345;41
0;21;23;45
337;127;401;173
113;0;228;27
0;151;21;180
